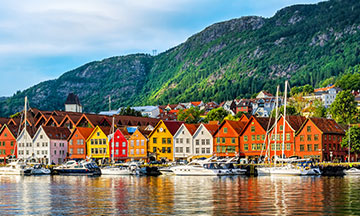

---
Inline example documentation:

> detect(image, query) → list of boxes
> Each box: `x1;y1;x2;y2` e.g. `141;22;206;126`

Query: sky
0;0;323;97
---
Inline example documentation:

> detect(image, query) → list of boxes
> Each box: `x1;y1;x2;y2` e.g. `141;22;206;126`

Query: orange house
0;124;19;160
268;115;306;158
213;120;247;157
239;116;274;159
128;128;151;160
295;117;346;161
67;127;94;160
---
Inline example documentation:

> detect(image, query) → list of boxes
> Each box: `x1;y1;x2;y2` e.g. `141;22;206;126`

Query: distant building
65;93;83;113
303;85;342;108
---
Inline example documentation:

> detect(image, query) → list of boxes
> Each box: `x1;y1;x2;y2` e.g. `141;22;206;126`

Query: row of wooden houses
0;108;353;164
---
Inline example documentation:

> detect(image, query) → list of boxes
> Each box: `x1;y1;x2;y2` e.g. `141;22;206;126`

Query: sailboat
0;97;33;175
267;81;301;176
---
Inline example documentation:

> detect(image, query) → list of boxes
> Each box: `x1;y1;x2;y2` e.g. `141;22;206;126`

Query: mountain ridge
1;0;360;117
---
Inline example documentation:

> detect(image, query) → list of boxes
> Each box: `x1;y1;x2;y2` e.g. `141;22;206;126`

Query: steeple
65;93;83;113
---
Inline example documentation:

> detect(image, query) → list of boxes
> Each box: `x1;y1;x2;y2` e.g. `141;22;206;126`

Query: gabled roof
0;124;20;139
0;117;10;126
226;120;247;134
203;123;220;136
191;101;202;107
183;124;200;136
308;117;345;135
42;126;71;140
163;120;184;136
59;114;83;127
76;113;110;128
284;115;306;132
99;126;112;136
44;115;64;127
18;126;38;139
240;116;275;136
68;127;94;141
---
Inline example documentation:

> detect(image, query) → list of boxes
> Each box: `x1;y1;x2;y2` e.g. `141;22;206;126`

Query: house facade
192;123;219;158
67;127;93;160
16;127;36;160
148;120;183;161
0;125;18;160
86;126;111;162
109;128;130;162
128;128;149;160
173;124;199;161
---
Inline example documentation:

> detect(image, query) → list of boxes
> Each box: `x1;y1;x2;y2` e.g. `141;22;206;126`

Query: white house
32;126;71;165
17;127;36;160
173;124;199;160
303;85;342;108
65;93;83;113
192;123;219;157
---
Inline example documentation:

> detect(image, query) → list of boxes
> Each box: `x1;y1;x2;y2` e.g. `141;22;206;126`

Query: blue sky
0;0;322;96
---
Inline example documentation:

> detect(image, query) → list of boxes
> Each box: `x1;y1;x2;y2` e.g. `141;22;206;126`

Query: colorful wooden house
192;123;219;158
148;120;183;161
173;124;199;161
268;115;306;158
67;127;94;160
128;128;150;160
33;126;71;165
239;116;274;160
108;128;130;162
16;127;37;160
295;117;346;161
86;126;111;162
0;124;19;160
213;120;247;157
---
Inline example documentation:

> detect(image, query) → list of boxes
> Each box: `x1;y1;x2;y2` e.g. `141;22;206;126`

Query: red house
213;120;247;157
268;115;306;158
239;116;274;160
109;128;130;162
295;117;346;161
0;124;19;161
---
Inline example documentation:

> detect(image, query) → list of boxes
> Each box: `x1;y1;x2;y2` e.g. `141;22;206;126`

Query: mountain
1;0;360;117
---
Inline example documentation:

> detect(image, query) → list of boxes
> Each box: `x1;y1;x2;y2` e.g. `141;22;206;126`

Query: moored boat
344;167;360;176
101;163;138;175
53;160;101;176
30;164;51;175
0;160;32;175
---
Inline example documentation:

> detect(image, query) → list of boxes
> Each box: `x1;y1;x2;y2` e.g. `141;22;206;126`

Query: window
99;139;102;145
244;144;248;151
244;136;248;141
286;133;290;141
136;140;140;146
141;149;144;154
251;135;255;141
141;140;145;146
196;140;200;145
186;147;190;153
97;132;100;136
224;127;228;133
95;139;98;145
307;144;312;151
130;141;134;147
216;137;220;144
252;144;256;151
70;148;73;154
231;138;235;144
153;147;157;153
202;148;205;154
175;147;179;153
122;142;126;147
307;126;311;132
206;139;210;145
162;147;166;153
179;147;183;153
10;141;13;146
70;140;73;145
54;143;56;147
202;139;205;145
324;135;327;141
167;138;171;144
186;138;190;144
103;139;106;144
307;135;311;141
116;142;119;147
329;135;332;141
206;148;210;154
122;149;126;155
251;126;255;132
196;148;199;154
91;140;94;145
300;145;305;151
179;138;183;144
136;149;139;155
286;143;291;150
262;135;265;141
153;138;157;144
279;125;283;131
221;138;225;143
115;149;119;155
54;150;57;155
162;138;166;144
300;135;304;142
314;144;319;151
314;134;319;141
167;147;171;153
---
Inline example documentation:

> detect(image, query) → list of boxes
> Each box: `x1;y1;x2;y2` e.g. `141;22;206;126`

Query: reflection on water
0;175;360;215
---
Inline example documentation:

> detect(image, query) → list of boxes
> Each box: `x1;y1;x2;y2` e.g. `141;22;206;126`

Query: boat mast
348;123;351;162
24;96;27;161
282;80;288;164
274;85;280;166
111;116;115;164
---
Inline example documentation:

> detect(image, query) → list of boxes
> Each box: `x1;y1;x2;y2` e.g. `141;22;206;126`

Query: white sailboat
268;81;301;176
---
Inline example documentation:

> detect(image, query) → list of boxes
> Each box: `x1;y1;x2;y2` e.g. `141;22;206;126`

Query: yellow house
148;120;183;161
86;126;112;160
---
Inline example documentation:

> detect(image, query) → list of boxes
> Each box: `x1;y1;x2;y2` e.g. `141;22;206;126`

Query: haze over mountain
1;0;360;117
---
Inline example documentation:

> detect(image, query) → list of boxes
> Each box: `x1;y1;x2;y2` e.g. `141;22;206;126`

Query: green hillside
1;0;360;117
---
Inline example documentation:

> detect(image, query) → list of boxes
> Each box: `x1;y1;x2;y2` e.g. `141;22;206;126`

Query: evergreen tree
330;90;357;124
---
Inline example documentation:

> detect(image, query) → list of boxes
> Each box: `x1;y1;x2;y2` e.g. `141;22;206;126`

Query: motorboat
344;167;360;176
101;163;137;175
0;160;33;175
53;160;101;176
31;164;51;175
158;167;174;175
170;160;231;176
136;166;162;176
268;164;302;176
296;160;321;176
257;167;271;176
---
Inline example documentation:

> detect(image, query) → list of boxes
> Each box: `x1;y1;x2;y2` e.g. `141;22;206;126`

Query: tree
302;84;314;94
224;114;239;121
341;126;360;158
330;90;357;124
204;107;229;123
177;107;203;123
335;72;360;91
118;106;142;117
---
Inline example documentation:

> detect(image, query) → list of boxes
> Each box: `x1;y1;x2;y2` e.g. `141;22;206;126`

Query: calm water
0;175;360;215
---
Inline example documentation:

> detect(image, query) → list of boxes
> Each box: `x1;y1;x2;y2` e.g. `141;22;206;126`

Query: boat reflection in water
0;175;360;215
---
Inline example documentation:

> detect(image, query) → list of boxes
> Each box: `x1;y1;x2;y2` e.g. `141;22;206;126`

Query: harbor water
0;175;360;215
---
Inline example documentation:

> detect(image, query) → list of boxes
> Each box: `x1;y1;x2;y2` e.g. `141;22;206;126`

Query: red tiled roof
184;124;200;135
284;115;306;132
42;126;71;140
163;120;184;136
314;84;335;93
310;117;345;134
191;101;202;106
255;116;276;131
99;126;112;136
226;120;247;135
203;124;220;136
76;127;94;140
0;117;10;126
